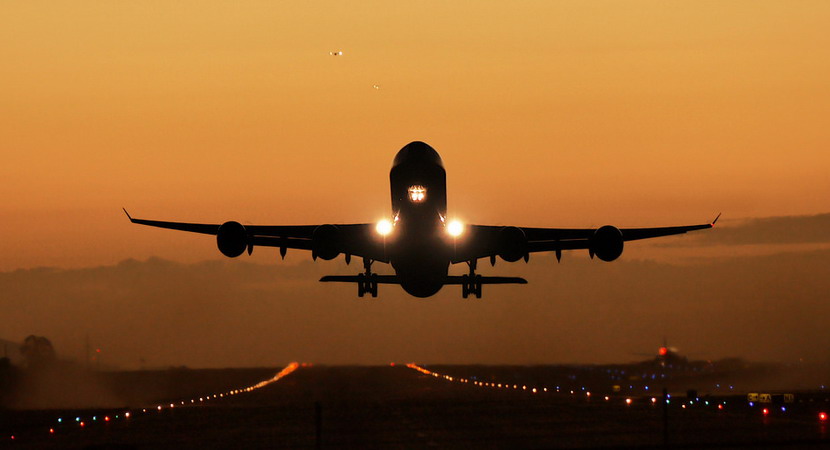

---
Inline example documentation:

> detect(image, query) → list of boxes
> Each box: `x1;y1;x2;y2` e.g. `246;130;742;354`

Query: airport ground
2;363;830;449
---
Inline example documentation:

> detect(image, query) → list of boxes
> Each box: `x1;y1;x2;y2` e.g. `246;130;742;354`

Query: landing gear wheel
461;260;483;299
357;273;366;297
461;274;470;299
370;273;378;298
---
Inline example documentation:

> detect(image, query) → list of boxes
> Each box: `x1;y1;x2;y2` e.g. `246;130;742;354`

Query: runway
3;363;830;449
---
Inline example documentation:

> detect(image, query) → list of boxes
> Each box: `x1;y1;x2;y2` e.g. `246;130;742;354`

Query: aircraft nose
393;141;443;168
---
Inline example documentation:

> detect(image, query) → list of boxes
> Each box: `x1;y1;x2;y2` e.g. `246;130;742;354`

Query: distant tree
20;335;56;369
0;356;13;407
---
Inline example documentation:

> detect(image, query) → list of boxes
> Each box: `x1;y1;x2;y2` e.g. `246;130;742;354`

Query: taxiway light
447;220;464;237
376;219;393;236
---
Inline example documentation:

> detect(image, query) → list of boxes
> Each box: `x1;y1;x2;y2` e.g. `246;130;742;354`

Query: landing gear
461;259;483;299
357;257;378;298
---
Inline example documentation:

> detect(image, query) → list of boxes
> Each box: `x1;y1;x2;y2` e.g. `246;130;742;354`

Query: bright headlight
408;185;427;203
447;220;464;237
376;219;393;236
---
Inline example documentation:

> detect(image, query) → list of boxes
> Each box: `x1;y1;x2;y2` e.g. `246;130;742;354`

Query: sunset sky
2;2;829;366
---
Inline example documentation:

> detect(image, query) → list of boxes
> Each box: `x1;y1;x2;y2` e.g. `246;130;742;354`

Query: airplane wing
123;209;386;262
452;214;719;264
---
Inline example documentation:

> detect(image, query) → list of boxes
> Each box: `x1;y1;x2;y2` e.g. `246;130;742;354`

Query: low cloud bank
1;251;829;367
663;213;830;246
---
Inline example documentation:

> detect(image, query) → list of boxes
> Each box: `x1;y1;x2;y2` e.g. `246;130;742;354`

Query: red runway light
820;412;828;421
49;428;54;434
762;408;769;415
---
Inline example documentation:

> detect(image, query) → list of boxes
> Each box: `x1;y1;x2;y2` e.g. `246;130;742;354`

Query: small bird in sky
330;51;343;56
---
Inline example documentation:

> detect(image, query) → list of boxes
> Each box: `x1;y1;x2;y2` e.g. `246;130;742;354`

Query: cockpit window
408;185;427;203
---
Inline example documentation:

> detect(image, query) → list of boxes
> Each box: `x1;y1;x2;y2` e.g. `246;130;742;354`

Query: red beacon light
659;347;668;356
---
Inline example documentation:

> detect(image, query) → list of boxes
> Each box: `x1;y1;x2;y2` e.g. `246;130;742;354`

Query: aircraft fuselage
387;141;452;297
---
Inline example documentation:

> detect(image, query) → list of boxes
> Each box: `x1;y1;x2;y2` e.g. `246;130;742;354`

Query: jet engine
216;221;248;258
498;226;527;262
591;225;624;262
312;224;340;260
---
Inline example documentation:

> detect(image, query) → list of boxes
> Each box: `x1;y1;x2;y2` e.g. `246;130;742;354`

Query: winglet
122;208;134;222
712;212;721;226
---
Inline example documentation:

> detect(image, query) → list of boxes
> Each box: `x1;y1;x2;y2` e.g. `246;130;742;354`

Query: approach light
408;185;426;203
376;219;393;236
447;220;464;237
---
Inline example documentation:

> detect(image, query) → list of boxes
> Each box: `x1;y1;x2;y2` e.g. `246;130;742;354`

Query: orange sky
2;1;830;270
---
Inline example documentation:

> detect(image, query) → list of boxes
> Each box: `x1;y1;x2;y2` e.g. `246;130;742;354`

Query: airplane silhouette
125;141;718;298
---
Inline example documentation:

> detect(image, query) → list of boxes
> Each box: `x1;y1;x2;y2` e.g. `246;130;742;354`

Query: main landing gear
461;259;483;299
357;257;378;298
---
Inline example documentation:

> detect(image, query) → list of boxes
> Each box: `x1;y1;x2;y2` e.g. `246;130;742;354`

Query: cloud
1;251;829;367
661;213;830;246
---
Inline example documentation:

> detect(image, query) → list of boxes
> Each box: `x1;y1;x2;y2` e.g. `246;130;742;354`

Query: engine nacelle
498;226;527;262
216;221;248;258
312;224;341;260
591;225;624;262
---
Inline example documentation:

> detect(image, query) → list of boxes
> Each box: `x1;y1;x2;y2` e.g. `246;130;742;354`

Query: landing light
376;219;393;236
408;185;426;203
447;220;464;237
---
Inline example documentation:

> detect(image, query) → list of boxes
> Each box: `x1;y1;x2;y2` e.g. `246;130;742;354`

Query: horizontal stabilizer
320;275;400;284
319;275;527;285
445;276;527;285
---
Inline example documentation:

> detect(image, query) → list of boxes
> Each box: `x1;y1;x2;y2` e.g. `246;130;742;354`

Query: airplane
125;141;718;299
